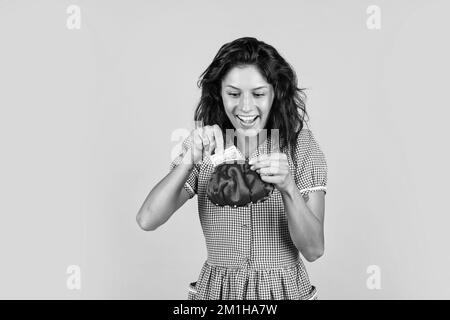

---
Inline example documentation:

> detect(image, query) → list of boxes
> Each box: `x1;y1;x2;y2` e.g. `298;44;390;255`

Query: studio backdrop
0;0;449;299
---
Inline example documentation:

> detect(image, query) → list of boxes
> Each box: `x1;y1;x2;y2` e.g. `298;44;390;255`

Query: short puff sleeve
292;128;328;197
169;135;200;199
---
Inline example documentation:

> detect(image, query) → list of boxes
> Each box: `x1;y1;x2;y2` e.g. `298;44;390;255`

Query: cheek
222;99;235;115
260;99;273;117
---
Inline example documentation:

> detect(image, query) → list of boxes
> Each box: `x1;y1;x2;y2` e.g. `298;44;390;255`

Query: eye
253;93;265;97
228;92;240;97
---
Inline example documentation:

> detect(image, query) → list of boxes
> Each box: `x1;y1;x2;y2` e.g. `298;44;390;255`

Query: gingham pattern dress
170;127;327;300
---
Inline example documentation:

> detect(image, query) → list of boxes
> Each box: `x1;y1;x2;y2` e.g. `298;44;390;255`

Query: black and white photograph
1;0;449;305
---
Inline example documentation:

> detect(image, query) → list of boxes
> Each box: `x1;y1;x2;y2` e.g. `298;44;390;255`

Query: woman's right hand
185;124;224;165
138;125;224;231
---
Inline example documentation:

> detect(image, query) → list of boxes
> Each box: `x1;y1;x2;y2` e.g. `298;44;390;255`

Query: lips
236;115;259;124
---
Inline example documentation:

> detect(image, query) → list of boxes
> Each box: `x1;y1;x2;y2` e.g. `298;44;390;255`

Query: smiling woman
194;37;308;156
221;66;275;141
137;37;327;300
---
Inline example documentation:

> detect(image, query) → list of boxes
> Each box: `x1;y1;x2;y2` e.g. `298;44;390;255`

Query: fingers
192;128;204;151
250;152;293;192
192;125;224;157
258;165;290;177
212;124;224;156
258;166;275;176
249;153;269;165
260;174;282;184
249;153;286;164
249;153;287;170
250;159;271;170
202;127;214;154
258;166;284;176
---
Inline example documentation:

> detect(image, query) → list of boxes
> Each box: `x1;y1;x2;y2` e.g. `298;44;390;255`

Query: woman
137;37;328;300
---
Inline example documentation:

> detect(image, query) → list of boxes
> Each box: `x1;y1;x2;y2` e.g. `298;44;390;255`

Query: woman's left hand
249;153;295;194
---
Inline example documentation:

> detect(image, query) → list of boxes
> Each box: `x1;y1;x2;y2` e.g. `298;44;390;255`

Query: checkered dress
170;127;327;300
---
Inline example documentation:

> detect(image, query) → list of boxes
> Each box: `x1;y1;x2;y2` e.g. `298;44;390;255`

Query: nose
240;93;253;112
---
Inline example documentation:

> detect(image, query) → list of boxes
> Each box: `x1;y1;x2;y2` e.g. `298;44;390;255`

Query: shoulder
289;127;326;163
296;127;314;144
292;127;318;153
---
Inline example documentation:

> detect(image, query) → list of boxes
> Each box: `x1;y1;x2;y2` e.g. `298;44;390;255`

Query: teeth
238;115;258;123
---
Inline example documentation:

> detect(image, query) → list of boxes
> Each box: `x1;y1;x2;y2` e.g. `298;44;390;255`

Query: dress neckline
234;135;274;162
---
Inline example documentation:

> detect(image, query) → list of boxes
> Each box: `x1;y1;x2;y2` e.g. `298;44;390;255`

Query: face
221;65;275;137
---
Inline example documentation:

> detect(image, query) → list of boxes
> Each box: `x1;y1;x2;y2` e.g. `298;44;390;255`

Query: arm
249;153;326;262
280;183;325;262
136;153;194;231
136;124;224;231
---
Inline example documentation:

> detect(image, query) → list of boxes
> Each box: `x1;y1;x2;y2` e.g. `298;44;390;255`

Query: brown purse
206;159;274;207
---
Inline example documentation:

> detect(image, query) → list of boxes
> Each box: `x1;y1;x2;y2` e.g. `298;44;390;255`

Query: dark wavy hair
194;37;309;151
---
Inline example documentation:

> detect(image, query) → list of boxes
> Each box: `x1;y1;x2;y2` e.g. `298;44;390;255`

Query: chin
232;124;261;137
241;128;261;137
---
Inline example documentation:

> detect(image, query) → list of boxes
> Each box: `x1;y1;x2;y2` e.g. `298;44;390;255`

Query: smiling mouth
236;115;259;124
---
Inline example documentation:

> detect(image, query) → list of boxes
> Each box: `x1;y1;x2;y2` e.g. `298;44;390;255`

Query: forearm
280;182;324;262
137;154;194;230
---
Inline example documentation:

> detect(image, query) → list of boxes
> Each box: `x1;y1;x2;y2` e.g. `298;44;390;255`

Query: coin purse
206;146;274;207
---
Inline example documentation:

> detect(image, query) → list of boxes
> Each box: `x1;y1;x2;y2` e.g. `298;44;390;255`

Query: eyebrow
225;85;268;90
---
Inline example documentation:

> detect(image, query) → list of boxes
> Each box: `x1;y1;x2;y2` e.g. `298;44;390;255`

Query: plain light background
0;0;449;299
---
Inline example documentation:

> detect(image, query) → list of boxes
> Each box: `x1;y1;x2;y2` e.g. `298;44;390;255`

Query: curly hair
194;36;309;151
